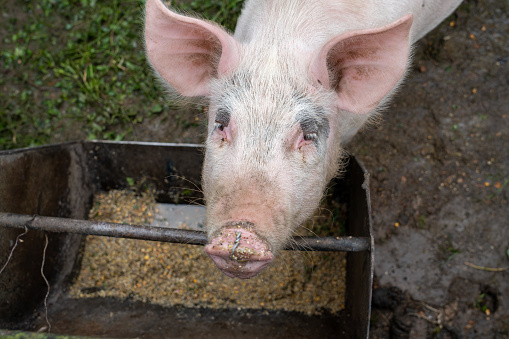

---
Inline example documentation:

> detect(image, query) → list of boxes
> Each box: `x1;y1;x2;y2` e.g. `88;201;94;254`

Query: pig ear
145;0;239;97
310;14;413;114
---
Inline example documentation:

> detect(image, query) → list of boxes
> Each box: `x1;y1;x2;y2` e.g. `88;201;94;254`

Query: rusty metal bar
0;212;370;252
289;236;370;252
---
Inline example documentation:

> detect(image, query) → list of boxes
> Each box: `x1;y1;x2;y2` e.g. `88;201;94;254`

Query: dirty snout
205;222;274;279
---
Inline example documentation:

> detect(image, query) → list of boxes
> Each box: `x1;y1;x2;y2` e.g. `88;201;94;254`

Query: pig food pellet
69;189;346;315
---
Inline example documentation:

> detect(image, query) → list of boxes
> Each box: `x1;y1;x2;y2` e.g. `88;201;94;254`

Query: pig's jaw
205;225;274;279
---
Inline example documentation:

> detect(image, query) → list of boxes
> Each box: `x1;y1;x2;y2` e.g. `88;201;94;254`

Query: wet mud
347;0;508;337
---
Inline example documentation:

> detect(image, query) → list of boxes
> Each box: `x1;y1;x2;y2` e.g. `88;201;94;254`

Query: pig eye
214;107;230;133
214;121;225;131
303;132;317;141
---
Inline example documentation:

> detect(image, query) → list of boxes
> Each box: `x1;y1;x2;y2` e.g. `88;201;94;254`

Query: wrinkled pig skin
144;0;463;278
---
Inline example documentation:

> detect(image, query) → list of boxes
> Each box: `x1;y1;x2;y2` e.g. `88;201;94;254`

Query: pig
144;0;463;279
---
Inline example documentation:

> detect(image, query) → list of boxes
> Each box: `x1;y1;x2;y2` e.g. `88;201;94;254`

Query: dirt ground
135;2;509;337
347;1;509;337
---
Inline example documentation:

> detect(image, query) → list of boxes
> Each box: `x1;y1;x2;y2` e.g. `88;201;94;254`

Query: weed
439;240;460;264
474;293;488;312
417;215;427;229
1;0;244;150
175;0;244;32
446;247;460;262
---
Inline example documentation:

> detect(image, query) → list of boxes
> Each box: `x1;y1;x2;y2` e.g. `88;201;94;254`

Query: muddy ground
356;1;508;337
133;1;509;337
350;1;509;337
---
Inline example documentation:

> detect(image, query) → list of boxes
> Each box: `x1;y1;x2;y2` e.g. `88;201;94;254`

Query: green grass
175;0;244;32
0;0;243;150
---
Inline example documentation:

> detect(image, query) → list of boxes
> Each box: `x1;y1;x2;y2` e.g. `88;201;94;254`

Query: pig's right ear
310;15;413;115
145;0;239;97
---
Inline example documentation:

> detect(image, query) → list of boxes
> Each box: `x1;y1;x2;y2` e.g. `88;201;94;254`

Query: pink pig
145;0;462;279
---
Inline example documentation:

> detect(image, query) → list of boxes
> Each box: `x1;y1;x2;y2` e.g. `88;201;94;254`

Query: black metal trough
0;141;373;338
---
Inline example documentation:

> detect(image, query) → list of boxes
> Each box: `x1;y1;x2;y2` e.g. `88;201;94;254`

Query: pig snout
205;225;274;279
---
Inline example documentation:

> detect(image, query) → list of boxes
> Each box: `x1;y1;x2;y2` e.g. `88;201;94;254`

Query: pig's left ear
145;0;239;97
310;14;413;114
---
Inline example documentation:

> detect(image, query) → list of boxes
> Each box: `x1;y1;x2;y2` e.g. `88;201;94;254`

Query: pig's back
234;0;462;47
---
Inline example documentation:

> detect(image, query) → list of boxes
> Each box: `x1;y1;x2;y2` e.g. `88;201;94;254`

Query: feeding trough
0;141;373;338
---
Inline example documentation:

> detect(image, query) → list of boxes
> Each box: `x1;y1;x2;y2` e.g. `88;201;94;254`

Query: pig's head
145;0;412;278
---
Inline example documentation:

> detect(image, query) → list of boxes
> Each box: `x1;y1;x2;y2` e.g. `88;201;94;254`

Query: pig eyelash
296;131;318;150
214;107;230;134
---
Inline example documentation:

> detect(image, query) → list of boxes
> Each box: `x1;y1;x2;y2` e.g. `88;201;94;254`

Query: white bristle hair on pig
144;0;463;279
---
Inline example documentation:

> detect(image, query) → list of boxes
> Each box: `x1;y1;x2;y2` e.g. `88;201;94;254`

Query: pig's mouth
205;224;274;279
